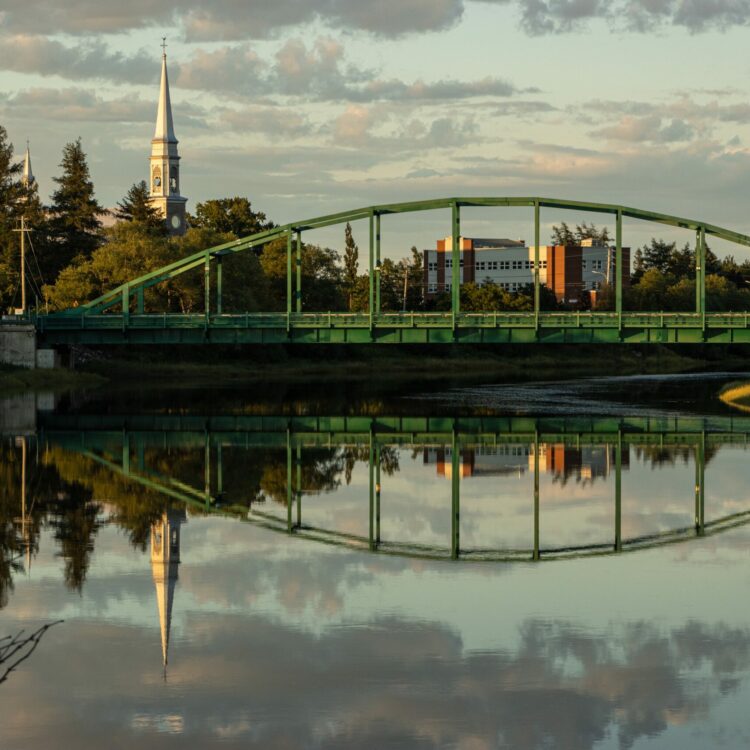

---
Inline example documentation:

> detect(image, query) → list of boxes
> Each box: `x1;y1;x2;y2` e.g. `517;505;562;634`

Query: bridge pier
0;322;60;369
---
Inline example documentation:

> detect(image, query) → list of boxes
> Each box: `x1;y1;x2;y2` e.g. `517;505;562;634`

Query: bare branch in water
0;621;64;685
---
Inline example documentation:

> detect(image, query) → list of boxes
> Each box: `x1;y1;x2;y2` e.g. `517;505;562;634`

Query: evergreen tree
343;222;359;311
551;221;575;245
551;221;610;245
641;239;675;274
632;247;645;283
48;138;103;279
0;127;25;311
575;221;610;245
115;180;165;230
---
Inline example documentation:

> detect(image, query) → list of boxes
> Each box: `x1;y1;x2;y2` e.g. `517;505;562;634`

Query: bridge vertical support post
695;432;705;535
204;432;211;506
369;429;375;551
451;429;460;560
286;232;293;323
615;430;622;552
216;256;223;315
121;284;130;328
137;441;145;473
136;287;144;315
216;444;223;497
369;212;375;332
296;444;302;529
451;202;461;329
615;209;623;326
296;230;302;314
533;429;540;561
204;254;211;318
534;201;540;329
286;429;293;533
375;213;381;315
375;444;381;547
122;432;130;475
696;227;706;318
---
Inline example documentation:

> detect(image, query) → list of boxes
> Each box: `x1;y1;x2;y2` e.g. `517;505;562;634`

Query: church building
149;43;187;236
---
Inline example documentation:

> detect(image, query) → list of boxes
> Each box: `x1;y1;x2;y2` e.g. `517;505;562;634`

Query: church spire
154;39;177;144
22;141;35;187
149;38;187;235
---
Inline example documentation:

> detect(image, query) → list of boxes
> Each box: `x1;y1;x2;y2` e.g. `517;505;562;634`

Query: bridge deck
35;311;750;344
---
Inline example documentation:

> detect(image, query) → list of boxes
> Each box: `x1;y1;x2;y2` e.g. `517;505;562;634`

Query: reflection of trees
634;445;717;469
343;446;400;485
260;448;347;505
2;439;395;606
0;443;102;602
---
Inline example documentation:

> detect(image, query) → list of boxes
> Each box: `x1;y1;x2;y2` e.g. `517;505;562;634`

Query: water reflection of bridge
35;412;750;562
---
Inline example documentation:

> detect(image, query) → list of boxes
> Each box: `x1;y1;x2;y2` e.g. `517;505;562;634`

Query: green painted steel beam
216;256;223;315
369;212;375;330
286;231;292;320
534;201;540;326
451;201;460;322
375;213;381;315
615;210;623;320
52;195;750;320
295;230;302;315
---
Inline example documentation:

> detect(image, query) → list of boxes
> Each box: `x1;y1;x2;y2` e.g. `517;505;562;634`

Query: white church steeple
149;39;187;235
22;141;35;187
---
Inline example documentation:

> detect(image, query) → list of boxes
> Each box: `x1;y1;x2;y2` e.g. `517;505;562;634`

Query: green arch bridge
33;196;750;345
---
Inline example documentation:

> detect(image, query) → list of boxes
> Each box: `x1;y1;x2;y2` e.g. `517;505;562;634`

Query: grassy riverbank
76;343;714;388
0;364;105;394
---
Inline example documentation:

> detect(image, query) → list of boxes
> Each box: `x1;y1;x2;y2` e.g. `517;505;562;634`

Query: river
1;373;749;749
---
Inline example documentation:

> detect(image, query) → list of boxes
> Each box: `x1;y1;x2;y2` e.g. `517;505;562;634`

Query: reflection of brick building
425;445;539;479
536;445;629;485
423;237;630;305
425;444;627;484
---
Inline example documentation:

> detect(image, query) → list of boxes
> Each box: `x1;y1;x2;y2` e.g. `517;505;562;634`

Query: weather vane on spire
161;36;167;56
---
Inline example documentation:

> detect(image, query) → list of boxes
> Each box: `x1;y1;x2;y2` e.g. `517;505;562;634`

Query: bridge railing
36;309;750;332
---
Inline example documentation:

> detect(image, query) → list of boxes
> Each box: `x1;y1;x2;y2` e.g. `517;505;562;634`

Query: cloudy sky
2;0;750;254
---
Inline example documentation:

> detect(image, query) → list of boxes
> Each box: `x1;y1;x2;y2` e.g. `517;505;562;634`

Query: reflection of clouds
2;613;749;749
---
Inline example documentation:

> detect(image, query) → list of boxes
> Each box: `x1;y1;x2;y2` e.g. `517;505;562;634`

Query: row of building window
427;259;549;272
582;260;604;271
427;281;529;294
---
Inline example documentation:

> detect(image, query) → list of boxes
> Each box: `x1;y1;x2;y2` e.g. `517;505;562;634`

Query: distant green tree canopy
44;223;269;314
188;197;274;238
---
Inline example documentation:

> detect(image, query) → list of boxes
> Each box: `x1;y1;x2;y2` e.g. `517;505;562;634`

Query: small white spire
22;140;35;186
154;40;177;143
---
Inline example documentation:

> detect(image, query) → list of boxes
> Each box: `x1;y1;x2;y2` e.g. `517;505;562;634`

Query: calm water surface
1;374;750;749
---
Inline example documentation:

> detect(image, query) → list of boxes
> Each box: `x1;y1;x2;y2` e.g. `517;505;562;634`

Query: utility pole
12;216;28;314
402;266;409;312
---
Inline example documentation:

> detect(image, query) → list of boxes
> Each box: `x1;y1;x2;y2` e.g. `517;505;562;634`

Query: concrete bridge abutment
1;322;61;369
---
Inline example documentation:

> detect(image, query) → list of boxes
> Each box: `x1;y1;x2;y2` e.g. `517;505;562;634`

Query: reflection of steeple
150;508;186;678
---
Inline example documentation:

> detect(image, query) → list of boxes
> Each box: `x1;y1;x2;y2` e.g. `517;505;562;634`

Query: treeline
3;124;750;314
0;127;423;314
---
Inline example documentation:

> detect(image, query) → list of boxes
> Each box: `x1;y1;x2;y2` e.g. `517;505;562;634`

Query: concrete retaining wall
0;324;37;368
